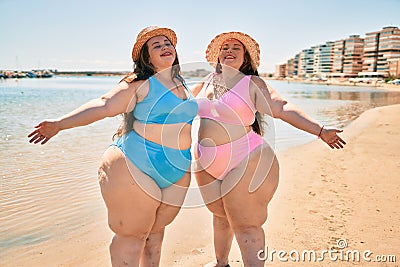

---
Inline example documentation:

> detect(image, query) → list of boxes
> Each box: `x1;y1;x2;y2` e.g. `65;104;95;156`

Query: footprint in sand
191;248;204;255
341;209;351;215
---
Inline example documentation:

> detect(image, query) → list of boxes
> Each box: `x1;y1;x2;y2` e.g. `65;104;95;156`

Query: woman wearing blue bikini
28;26;198;266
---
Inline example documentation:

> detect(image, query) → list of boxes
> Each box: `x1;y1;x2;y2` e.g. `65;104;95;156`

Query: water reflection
289;90;400;127
266;80;400;150
289;89;400;103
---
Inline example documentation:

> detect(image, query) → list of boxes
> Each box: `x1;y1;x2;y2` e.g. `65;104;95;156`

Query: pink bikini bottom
196;130;265;179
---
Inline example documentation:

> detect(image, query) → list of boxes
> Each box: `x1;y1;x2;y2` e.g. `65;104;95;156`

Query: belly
133;121;192;150
198;118;251;146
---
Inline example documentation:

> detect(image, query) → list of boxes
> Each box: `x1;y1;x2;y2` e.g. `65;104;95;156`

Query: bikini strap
175;75;194;98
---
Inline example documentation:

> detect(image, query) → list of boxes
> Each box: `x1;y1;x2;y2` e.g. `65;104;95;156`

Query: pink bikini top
197;74;256;126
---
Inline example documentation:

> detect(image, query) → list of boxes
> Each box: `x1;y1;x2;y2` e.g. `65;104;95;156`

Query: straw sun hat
205;31;260;70
131;26;177;62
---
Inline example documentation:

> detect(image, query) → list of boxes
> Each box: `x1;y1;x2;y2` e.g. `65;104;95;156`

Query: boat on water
0;69;54;79
31;69;54;78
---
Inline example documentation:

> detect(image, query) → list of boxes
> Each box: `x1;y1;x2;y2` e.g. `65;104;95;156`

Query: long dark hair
113;41;184;139
216;49;265;136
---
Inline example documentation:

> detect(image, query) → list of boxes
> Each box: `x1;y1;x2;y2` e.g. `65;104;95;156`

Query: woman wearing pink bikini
192;32;346;267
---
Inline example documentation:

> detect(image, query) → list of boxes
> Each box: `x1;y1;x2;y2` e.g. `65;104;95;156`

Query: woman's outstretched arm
251;76;346;149
28;81;138;144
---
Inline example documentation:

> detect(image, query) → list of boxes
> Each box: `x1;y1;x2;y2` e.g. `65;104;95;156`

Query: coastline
264;77;400;91
3;72;400;92
2;104;399;266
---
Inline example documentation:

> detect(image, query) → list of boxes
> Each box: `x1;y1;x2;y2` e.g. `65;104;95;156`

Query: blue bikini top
133;76;198;124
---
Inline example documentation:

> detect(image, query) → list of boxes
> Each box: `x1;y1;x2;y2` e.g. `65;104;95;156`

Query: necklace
212;75;229;99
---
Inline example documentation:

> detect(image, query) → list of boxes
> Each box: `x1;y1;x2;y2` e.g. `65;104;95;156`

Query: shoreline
264;77;400;91
3;73;400;92
2;104;399;266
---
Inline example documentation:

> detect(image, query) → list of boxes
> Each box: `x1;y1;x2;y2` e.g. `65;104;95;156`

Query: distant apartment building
275;26;400;79
285;53;299;77
275;63;287;78
377;26;400;76
298;48;314;78
388;58;400;77
294;53;299;76
342;35;364;76
332;39;345;74
313;42;334;78
286;58;295;77
330;36;364;78
361;26;400;77
362;31;380;72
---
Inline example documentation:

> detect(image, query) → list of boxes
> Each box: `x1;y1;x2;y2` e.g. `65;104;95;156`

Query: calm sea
1;76;400;258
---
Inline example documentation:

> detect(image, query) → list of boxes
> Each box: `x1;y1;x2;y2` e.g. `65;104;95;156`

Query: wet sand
2;104;399;266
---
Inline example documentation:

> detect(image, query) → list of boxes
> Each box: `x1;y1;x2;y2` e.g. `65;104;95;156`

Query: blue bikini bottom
111;130;191;188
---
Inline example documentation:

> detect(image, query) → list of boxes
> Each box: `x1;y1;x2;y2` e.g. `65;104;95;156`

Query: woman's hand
28;120;61;145
319;127;346;149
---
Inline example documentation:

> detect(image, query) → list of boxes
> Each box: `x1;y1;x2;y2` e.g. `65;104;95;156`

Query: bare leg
99;147;162;266
212;214;234;266
140;172;190;267
195;167;232;267
223;146;279;266
231;225;265;267
140;228;165;267
109;235;146;266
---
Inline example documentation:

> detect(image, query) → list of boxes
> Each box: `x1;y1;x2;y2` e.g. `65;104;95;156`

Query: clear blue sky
1;0;399;73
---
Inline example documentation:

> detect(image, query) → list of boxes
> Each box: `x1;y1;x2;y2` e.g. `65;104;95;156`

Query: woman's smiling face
218;38;245;70
147;35;176;71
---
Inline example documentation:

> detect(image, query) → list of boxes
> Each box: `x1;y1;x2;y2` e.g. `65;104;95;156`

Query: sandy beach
168;104;400;266
3;104;399;266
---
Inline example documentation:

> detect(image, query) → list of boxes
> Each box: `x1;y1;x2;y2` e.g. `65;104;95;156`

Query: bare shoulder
116;78;146;93
250;75;267;87
102;79;147;102
250;76;279;94
249;75;271;96
129;79;147;89
128;79;150;102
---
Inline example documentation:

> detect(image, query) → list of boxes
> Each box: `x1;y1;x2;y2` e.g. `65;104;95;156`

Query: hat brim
205;32;260;70
132;27;177;62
